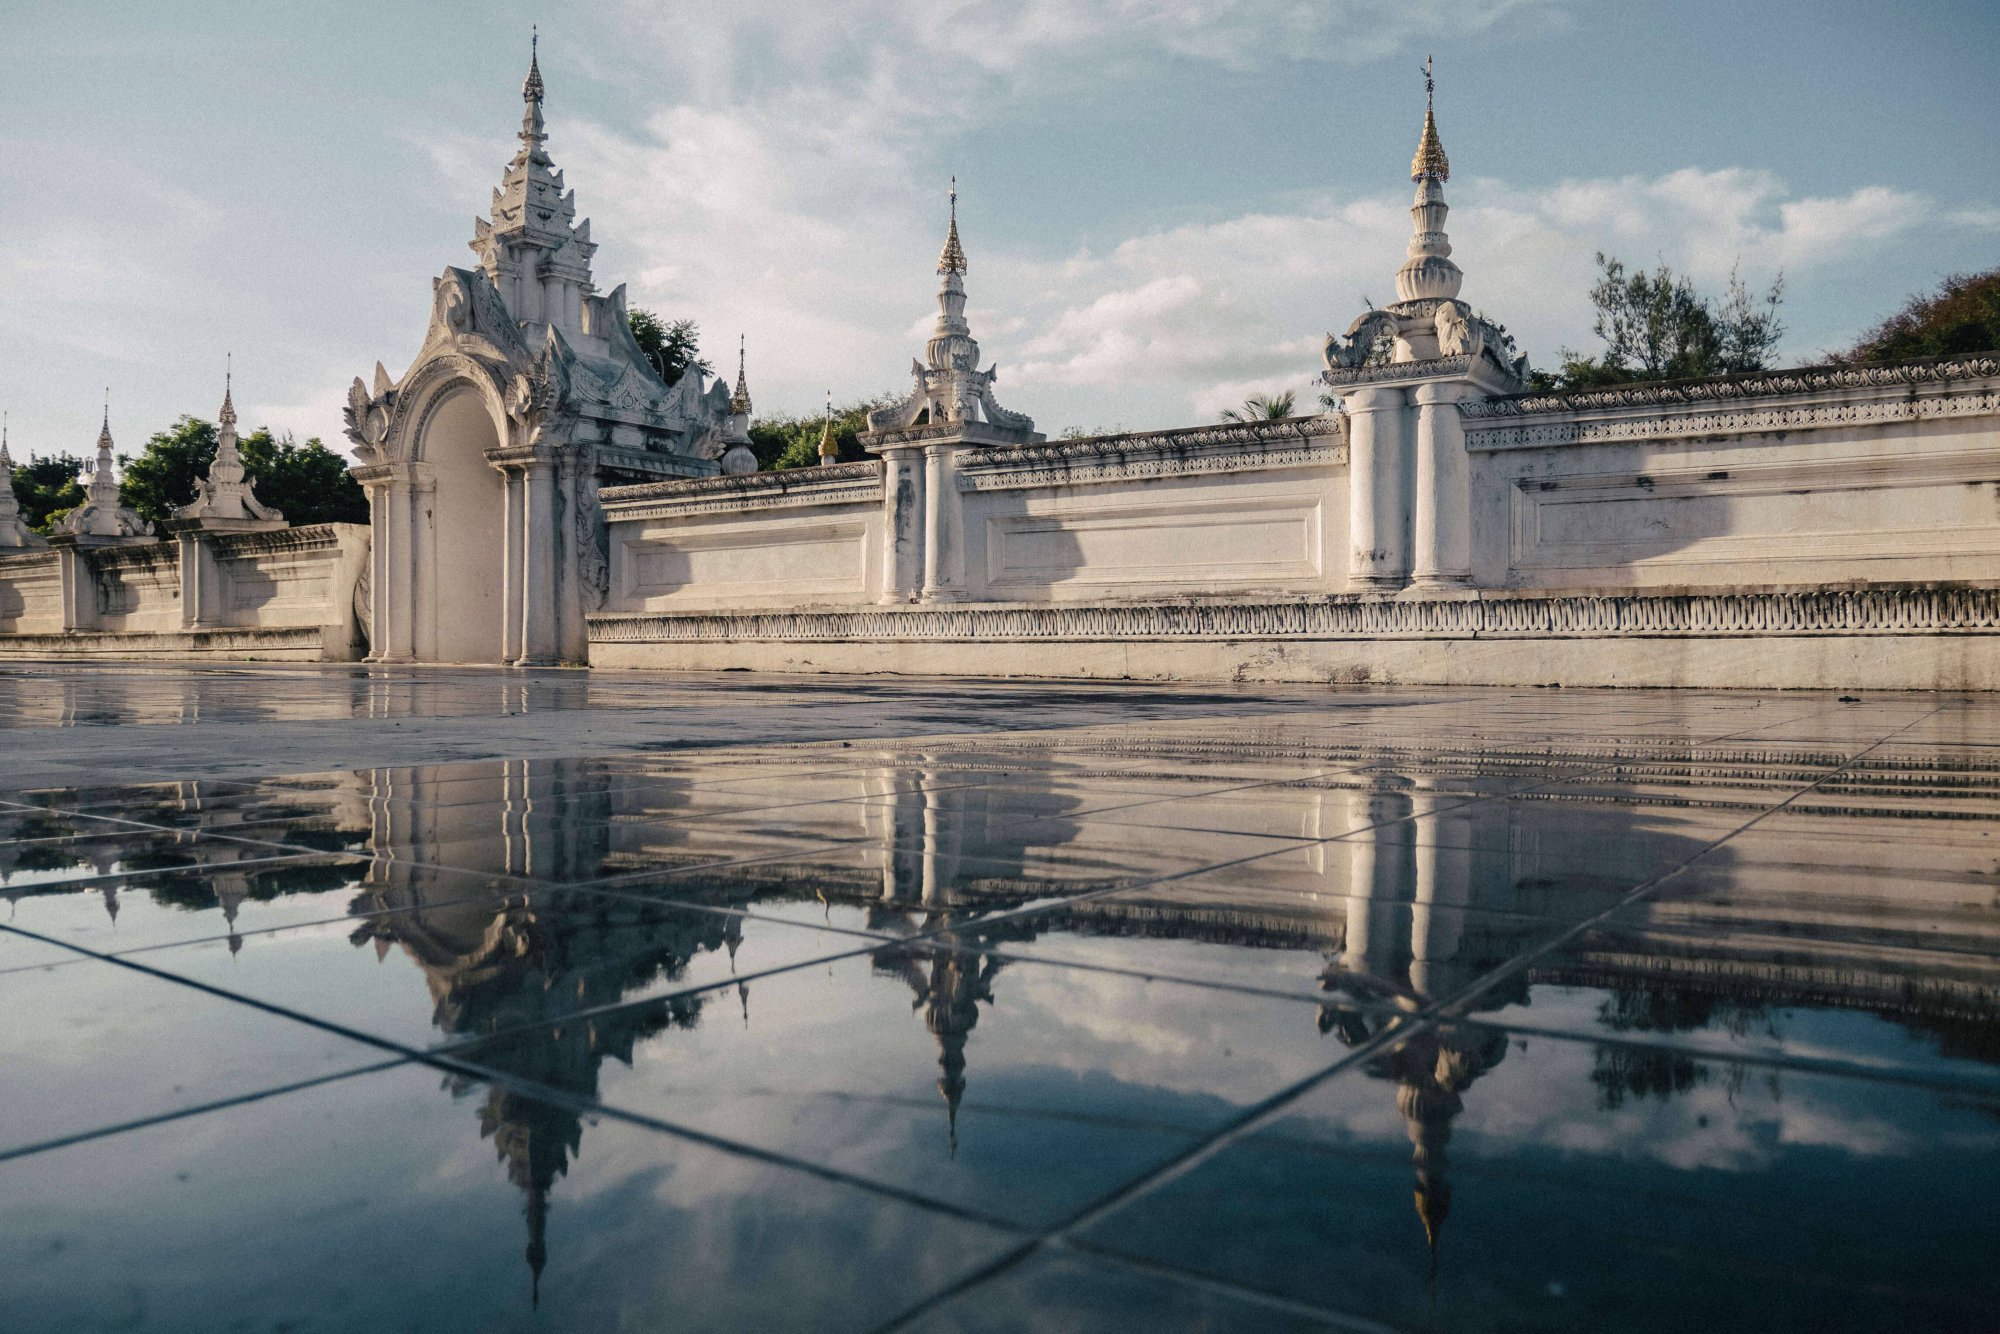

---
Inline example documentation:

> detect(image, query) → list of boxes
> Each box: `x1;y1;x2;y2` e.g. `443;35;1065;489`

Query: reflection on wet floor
1;676;1997;1331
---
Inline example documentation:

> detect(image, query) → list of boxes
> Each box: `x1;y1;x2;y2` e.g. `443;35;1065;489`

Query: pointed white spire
471;30;598;332
1394;55;1463;307
729;334;752;416
176;359;284;529
818;390;838;463
54;393;148;541
0;411;39;548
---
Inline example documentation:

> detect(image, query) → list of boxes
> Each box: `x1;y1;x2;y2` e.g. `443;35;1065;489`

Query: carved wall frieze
587;585;2000;644
951;418;1346;493
602;464;882;521
1465;387;2000;450
1464;356;2000;419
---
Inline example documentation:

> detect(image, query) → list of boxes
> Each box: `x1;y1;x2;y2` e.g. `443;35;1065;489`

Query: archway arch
414;386;507;663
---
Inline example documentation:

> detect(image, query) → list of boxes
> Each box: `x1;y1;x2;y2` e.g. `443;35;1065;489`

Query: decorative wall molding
603;464;881;520
1461;356;2000;450
957;418;1346;492
1466;356;2000;418
589;585;2000;644
1466;384;2000;451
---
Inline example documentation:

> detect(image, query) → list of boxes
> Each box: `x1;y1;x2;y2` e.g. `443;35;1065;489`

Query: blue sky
6;0;1997;456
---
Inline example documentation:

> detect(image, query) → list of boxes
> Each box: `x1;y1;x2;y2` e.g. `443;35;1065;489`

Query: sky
5;0;1998;458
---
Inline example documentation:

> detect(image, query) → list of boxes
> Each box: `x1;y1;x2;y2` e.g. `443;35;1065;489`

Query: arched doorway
417;387;507;663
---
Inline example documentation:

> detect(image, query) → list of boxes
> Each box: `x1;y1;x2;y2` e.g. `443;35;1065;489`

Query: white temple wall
88;544;184;634
955;462;1347;603
0;525;369;660
1461;371;2000;589
601;466;885;612
0;552;63;635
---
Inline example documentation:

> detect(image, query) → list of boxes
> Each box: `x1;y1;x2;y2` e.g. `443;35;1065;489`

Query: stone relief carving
573;448;610;610
1464;355;2000;419
588;586;2000;644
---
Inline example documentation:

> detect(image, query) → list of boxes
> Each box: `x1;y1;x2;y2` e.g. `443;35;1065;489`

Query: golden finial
937;176;967;275
818;390;837;462
1410;54;1449;182
524;26;544;104
729;334;752;416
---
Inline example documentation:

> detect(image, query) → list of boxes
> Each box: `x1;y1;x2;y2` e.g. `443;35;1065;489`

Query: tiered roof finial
818;391;837;463
174;361;285;529
1411;54;1450;183
938;176;967;275
861;179;1040;441
730;334;752;416
524;27;544;105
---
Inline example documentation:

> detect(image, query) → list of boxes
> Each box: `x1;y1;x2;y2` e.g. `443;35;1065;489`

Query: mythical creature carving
572;446;610;610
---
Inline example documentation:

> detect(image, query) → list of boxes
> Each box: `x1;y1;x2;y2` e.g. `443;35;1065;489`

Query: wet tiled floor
2;663;1997;1331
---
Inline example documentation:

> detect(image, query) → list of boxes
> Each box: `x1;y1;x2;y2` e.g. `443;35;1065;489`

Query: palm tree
1219;390;1296;423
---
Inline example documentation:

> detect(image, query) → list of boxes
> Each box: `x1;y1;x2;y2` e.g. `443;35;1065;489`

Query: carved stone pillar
358;469;417;662
1411;381;1475;589
50;542;97;633
920;444;966;602
878;445;927;604
174;531;214;629
1344;386;1412;591
499;466;526;664
518;459;559;665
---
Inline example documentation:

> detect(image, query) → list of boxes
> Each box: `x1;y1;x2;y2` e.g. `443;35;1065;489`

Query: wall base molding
587;584;2000;689
0;625;358;662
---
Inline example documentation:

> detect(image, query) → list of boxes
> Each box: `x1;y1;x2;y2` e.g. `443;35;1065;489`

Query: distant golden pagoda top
1410;55;1449;182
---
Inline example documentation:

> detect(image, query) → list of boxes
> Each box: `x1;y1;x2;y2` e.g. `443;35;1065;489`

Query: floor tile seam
867;1014;1435;1334
719;1085;1218;1139
1424;1013;2000;1101
94;866;878;966
1573;921;2000;968
885;703;1915;1290
0;919;496;1069
1052;1238;1405;1334
968;941;1419;1014
0;1058;410;1167
0;850;357;896
422;939;890;1057
882;731;1798;957
1425;705;1955;1030
419;1049;1038;1237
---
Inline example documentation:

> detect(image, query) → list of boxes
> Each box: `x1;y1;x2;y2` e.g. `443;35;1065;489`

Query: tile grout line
864;700;1947;1332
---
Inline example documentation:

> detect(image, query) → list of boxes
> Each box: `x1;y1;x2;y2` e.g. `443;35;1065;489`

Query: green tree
1535;253;1784;391
9;454;86;534
627;309;712;386
115;416;368;533
1218;390;1297;423
747;396;891;470
118;416;215;528
1842;268;2000;363
237;430;369;526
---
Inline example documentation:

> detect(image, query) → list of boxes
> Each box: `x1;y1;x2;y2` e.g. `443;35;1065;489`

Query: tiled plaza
1;663;1996;1332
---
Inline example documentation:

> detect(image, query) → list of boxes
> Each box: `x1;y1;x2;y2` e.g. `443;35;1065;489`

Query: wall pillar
1411;381;1475;590
517;459;558;665
920;444;966;603
52;544;97;632
878;446;927;604
499;467;525;664
1344;387;1412;591
175;531;217;629
379;475;418;662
